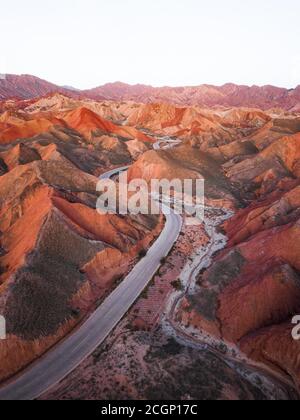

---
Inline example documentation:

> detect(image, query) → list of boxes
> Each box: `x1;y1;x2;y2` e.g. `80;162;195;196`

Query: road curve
0;167;182;400
99;165;130;180
153;136;182;150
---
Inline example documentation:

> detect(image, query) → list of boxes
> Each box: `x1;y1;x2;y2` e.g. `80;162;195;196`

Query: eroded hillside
0;94;300;399
0;99;162;382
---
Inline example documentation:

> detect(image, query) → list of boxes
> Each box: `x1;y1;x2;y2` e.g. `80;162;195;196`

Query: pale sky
0;0;299;89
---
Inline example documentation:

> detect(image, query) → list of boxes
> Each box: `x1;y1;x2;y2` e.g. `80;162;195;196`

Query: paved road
0;167;182;400
99;165;130;180
153;136;181;150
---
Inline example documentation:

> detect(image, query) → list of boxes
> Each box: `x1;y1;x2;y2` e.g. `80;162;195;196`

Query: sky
0;0;299;89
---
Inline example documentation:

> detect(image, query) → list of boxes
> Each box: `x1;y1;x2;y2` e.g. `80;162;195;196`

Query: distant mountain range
1;74;300;111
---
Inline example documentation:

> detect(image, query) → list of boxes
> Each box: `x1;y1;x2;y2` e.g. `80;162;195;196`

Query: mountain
0;74;78;100
1;92;300;398
1;75;300;110
62;107;152;143
85;82;300;111
61;85;80;92
0;100;162;382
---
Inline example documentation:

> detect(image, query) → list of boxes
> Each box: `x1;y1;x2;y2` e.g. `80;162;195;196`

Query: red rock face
62;107;152;143
0;91;300;397
225;184;300;244
0;98;162;382
0;116;67;144
218;260;300;341
0;74;77;100
127;103;231;139
124;102;300;391
240;322;300;386
182;128;300;389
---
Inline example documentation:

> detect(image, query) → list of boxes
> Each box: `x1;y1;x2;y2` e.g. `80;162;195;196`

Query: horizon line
1;73;299;92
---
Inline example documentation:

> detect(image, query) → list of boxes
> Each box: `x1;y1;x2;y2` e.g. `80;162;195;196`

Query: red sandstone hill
0;95;162;380
85;82;300;111
1;75;300;111
62;107;152;143
0;116;67;144
178;128;300;389
1;93;300;396
0;106;153;163
0;158;162;382
0;74;80;100
126;102;272;143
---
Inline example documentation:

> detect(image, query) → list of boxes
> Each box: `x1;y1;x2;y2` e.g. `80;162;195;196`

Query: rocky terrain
0;75;78;101
1;74;300;111
0;91;300;400
86;82;300;111
0;98;162;382
116;102;300;395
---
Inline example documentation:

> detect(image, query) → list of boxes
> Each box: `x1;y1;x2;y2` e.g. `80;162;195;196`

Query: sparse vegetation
141;288;149;300
139;249;147;258
171;279;183;291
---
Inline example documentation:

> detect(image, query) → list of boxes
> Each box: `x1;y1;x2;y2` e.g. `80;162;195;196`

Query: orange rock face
127;146;240;207
0;98;162;383
240;322;300;386
1;90;300;398
0;158;162;381
0;116;66;144
182;132;300;389
63;107;152;143
127;102;233;140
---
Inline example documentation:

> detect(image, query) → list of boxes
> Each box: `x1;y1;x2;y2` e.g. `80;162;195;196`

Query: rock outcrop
1;91;300;397
0;101;162;383
179;129;300;389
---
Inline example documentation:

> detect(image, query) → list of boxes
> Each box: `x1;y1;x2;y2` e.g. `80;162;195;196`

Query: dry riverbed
43;212;298;400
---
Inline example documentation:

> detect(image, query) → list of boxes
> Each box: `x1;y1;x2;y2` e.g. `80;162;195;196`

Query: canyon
0;89;300;400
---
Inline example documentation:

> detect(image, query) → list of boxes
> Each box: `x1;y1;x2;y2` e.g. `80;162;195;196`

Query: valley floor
43;212;298;401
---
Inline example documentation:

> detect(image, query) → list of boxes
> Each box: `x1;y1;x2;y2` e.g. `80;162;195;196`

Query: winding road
0;166;182;400
153;136;182;150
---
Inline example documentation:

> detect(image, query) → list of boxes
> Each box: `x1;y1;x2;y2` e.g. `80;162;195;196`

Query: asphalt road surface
0;167;182;400
99;165;130;180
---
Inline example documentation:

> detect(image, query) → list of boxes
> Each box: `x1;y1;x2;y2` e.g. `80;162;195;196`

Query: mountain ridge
1;74;300;110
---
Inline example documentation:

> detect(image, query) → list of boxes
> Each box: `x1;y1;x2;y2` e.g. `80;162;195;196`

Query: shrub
171;279;183;291
139;249;147;258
